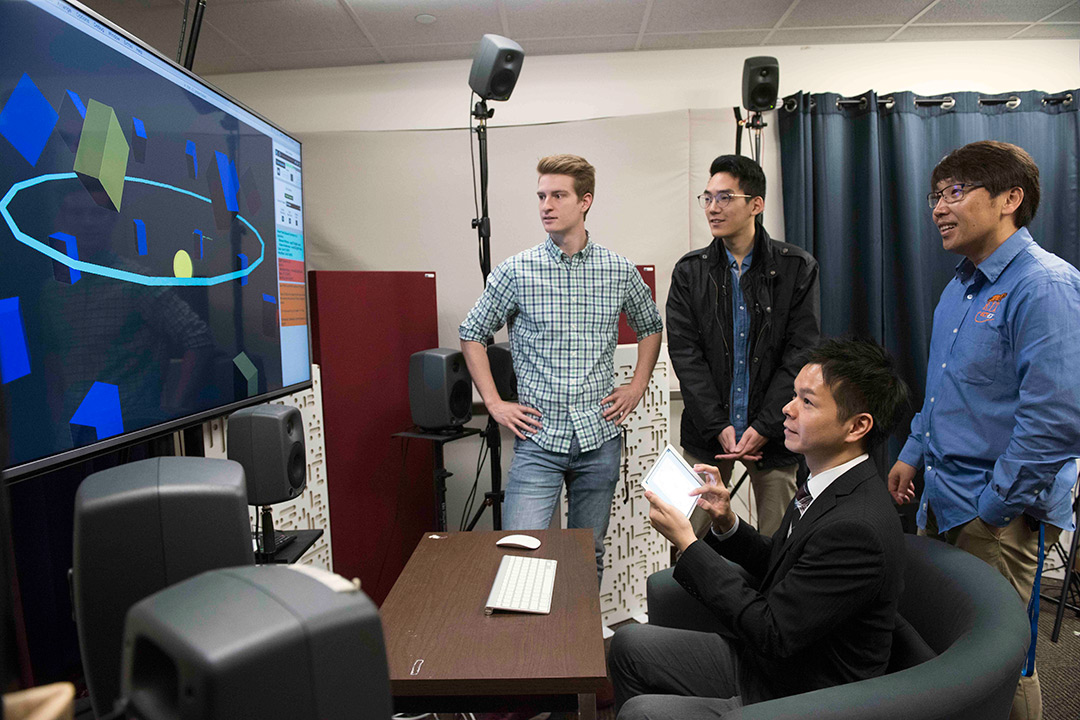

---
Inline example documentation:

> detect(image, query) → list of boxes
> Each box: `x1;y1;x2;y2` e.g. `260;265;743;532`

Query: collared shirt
459;237;663;454
713;453;869;540
725;248;753;437
899;227;1080;532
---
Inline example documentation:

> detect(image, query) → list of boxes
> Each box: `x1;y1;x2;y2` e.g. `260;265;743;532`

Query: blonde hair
536;154;595;200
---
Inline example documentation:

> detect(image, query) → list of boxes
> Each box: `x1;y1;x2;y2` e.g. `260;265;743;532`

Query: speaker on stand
734;55;779;223
227;404;307;562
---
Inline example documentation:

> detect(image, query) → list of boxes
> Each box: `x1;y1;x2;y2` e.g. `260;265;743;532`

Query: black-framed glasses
697;192;753;209
927;183;984;209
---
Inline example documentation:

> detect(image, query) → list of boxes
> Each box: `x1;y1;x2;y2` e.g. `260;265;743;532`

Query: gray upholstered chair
645;534;1028;720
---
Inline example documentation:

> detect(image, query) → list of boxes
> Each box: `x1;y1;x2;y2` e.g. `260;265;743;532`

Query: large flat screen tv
0;0;310;480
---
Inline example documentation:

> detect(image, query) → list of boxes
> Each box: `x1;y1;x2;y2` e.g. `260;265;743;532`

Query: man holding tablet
609;339;908;717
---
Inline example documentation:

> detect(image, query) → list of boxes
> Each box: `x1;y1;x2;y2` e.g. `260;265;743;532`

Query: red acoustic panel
308;271;438;604
618;264;656;345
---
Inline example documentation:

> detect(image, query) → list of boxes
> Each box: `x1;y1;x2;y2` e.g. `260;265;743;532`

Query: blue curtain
778;89;1079;408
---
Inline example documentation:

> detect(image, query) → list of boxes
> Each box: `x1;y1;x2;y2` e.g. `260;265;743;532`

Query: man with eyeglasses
889;140;1080;720
667;155;819;536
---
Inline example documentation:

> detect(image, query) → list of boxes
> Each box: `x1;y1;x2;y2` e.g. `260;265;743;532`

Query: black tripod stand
466;97;505;531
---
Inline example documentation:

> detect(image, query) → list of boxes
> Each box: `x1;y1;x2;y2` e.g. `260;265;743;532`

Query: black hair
931;140;1040;228
805;338;910;450
708;154;766;199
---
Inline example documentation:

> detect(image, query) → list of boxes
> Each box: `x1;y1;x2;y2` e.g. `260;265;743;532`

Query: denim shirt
899;227;1080;532
725;248;753;438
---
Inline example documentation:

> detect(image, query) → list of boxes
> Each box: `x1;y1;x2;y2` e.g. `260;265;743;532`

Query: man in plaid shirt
460;154;663;582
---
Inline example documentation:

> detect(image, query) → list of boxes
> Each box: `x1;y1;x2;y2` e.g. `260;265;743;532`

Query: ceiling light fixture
415;13;436;24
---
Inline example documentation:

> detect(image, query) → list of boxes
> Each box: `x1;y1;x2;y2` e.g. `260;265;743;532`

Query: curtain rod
784;92;1073;112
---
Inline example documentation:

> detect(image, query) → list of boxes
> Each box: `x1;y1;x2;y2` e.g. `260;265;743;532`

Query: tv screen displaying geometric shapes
0;0;310;478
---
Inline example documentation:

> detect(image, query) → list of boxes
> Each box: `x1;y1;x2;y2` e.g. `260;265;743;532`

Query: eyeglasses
927;183;984;209
697;192;753;209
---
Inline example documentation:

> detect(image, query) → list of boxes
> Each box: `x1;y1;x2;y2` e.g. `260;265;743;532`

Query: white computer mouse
495;534;542;550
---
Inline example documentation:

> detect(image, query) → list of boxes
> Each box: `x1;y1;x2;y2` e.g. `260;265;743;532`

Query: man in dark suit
609;339;909;718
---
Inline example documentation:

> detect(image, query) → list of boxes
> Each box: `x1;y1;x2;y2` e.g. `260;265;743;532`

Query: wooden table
380;529;608;718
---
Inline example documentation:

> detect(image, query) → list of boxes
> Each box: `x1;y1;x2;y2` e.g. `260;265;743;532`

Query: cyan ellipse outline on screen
0;172;265;287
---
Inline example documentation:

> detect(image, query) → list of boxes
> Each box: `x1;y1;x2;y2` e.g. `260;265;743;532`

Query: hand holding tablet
640;445;706;518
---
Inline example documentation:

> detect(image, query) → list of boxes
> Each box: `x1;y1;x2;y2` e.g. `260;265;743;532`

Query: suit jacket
673;458;905;704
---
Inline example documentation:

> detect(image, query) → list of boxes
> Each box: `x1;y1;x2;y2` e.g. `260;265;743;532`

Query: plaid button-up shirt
460;237;663;454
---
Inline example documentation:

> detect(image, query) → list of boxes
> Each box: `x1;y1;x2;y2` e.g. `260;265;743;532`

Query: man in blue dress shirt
889;140;1080;720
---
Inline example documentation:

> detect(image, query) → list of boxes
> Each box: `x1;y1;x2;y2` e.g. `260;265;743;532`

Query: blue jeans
503;434;622;583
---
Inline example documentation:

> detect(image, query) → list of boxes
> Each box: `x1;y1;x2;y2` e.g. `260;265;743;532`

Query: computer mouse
495;534;542;550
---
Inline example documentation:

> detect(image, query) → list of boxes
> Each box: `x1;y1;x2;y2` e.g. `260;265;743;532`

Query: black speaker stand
255;504;276;563
393;427;482;531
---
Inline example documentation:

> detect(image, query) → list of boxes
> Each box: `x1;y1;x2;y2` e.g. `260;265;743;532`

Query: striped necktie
794;481;813;519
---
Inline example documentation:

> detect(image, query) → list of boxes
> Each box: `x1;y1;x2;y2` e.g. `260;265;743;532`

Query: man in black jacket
609;339;909;717
668;155;819;535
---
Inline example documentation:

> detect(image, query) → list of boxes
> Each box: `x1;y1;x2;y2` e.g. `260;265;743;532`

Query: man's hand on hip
888;460;917;504
601;382;645;425
488;399;542;440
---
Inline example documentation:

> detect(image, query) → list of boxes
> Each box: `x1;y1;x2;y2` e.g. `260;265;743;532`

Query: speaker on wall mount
468;34;524;102
742;56;779;112
227;404;306;506
72;457;254;718
409;348;472;431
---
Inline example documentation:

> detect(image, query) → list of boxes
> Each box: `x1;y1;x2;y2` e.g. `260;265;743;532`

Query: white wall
206;39;1079;532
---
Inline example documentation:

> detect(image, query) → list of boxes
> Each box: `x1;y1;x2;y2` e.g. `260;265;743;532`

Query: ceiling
75;0;1080;76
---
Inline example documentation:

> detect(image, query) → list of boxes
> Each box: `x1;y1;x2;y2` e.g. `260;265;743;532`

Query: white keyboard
485;554;557;615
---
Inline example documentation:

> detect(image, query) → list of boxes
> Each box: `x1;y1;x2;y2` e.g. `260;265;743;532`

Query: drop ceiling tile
248;45;386;70
502;0;647;39
518;34;638;55
1055;3;1080;21
73;4;185;56
917;0;1071;24
646;0;794;33
637;30;769;50
1014;22;1080;38
207;0;371;55
768;26;899;45
782;0;930;27
341;0;502;47
895;23;1030;40
381;41;479;63
196;55;266;75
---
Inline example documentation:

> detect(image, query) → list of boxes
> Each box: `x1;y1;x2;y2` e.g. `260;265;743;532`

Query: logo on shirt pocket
975;292;1007;323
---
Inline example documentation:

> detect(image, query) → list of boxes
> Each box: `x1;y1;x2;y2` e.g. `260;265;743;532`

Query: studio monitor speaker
122;565;391;720
742;56;779;112
409;348;472;430
227;404;306;506
487;342;517;402
468;34;524;102
72;457;254;718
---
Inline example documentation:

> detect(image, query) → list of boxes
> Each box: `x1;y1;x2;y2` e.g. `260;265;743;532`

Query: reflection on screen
0;0;311;476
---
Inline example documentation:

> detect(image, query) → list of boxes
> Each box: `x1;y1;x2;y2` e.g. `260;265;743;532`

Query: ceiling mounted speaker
469;34;524;101
742;56;779;112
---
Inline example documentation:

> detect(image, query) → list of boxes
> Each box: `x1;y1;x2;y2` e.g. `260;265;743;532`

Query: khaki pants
684;452;797;537
921;507;1061;720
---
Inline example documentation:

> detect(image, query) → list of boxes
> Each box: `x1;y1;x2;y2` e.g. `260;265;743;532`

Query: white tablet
640;445;705;518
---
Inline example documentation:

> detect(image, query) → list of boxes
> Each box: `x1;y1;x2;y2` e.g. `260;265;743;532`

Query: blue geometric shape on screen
262;293;276;304
193;228;203;259
66;90;87;118
0;73;60;166
0;173;265;287
133;219;147;255
185;139;197;178
214;151;240;212
49;232;81;284
0;297;31;384
132;116;146;138
237;253;248;286
70;381;123;441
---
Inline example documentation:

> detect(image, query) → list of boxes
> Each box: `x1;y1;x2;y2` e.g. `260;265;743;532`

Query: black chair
645;534;1028;720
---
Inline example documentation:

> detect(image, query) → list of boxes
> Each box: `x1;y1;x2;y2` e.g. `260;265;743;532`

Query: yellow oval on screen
173;250;193;278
